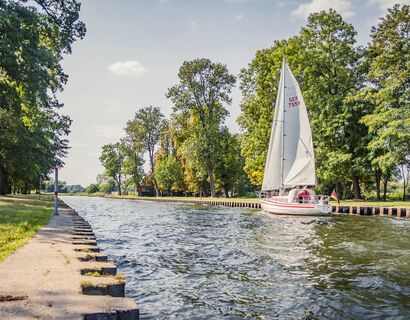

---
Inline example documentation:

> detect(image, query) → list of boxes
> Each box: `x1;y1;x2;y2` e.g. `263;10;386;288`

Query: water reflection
62;197;410;319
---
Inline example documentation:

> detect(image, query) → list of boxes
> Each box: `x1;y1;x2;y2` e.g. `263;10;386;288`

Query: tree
154;155;183;195
239;10;366;199
125;106;164;196
360;4;410;200
96;173;116;193
214;130;245;197
120;138;144;196
99;143;124;195
166;58;236;197
86;183;99;194
0;0;85;194
397;162;410;201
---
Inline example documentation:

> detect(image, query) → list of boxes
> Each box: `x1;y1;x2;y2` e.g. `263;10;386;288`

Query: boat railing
293;195;330;205
308;195;329;205
257;190;279;199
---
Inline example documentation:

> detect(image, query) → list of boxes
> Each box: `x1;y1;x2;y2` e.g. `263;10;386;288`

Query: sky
57;0;408;186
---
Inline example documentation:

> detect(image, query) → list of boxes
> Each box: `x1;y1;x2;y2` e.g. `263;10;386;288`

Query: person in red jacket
299;187;311;203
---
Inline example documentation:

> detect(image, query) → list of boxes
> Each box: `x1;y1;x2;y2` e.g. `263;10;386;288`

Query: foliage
166;58;236;197
154;154;183;195
125;106;164;195
0;0;85;194
85;184;99;194
239;10;370;199
360;4;410;200
99;143;123;195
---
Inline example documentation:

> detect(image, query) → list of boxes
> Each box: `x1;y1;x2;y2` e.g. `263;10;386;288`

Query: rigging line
298;137;312;158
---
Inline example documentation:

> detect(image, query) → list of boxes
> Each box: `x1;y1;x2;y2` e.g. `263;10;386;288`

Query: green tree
99;143;124;195
154;155;183;195
239;10;366;199
360;4;410;200
96;173;115;194
0;0;85;194
166;58;236;197
296;10;366;198
125;106;164;196
120;137;144;196
214;130;245;198
86;183;99;194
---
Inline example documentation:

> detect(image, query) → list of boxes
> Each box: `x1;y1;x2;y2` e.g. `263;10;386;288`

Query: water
62;196;410;319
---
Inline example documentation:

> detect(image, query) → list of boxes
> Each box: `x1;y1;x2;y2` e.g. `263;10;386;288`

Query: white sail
261;61;285;190
262;58;316;190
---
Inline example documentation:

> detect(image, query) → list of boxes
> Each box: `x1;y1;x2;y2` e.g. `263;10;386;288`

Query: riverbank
0;195;53;263
101;195;410;218
0;198;138;319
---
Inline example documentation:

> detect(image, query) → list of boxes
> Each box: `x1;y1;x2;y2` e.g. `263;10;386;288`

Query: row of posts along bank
105;196;410;218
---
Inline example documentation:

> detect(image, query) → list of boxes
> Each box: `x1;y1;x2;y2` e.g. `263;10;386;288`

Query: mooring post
53;166;59;216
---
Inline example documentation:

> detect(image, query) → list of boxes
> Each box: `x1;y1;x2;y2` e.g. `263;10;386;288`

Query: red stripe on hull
260;199;315;209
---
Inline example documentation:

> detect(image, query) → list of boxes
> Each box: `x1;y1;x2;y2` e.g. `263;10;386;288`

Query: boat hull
260;198;332;216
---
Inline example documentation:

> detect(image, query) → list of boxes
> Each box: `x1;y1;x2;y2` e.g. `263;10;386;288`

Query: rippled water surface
62;196;410;319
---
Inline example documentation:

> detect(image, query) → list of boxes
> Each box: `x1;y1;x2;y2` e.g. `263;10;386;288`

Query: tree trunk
352;175;362;199
403;184;406;201
335;182;342;200
206;162;216;198
118;175;122;196
223;185;229;198
375;169;381;201
22;183;28;195
383;180;388;201
0;163;10;195
135;183;142;196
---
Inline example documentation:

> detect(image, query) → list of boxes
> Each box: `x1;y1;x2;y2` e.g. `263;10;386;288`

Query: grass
333;200;410;208
80;280;93;288
0;195;53;263
84;271;102;277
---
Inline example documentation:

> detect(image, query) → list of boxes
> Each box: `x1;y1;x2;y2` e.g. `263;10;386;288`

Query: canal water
62;196;410;319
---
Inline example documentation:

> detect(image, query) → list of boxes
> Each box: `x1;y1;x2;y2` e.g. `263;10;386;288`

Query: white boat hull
260;198;332;216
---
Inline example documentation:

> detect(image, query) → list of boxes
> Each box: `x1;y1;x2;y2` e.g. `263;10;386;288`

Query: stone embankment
106;195;410;218
0;201;139;320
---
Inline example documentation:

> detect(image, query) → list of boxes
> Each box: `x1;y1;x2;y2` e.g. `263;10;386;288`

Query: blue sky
58;0;407;186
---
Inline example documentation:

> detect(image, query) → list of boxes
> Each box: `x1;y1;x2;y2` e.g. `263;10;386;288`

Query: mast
280;55;286;190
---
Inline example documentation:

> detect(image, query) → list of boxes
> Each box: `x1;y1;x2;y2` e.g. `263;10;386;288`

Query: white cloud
291;0;354;19
107;61;146;77
367;0;408;11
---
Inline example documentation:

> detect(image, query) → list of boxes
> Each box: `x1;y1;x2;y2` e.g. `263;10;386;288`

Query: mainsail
262;57;316;190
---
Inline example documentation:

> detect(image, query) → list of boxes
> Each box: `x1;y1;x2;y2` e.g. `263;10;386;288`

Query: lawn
0;195;53;263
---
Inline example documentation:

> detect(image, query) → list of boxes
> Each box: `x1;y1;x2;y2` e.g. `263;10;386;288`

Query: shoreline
0;200;139;320
99;195;410;218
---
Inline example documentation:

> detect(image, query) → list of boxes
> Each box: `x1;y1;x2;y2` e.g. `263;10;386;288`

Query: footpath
0;202;138;320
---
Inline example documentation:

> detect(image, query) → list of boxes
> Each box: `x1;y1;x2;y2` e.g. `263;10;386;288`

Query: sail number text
288;96;300;108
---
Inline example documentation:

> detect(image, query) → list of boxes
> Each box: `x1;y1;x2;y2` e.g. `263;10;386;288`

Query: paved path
0;205;138;320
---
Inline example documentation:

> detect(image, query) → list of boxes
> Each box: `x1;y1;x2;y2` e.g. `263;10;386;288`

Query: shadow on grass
0;195;53;263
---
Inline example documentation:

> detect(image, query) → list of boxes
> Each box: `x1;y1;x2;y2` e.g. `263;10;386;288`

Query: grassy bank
0;195;53;263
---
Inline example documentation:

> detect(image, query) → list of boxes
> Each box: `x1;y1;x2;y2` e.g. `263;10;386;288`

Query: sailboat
259;57;332;216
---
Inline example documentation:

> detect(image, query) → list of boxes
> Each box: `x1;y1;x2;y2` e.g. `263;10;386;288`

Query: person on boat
299;187;311;203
